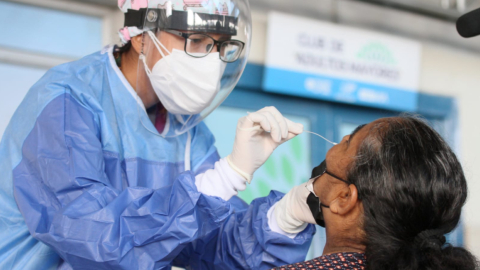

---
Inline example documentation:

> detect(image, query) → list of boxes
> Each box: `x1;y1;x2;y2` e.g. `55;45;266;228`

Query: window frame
0;0;121;69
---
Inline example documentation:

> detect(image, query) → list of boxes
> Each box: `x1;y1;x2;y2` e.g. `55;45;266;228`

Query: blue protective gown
0;45;315;270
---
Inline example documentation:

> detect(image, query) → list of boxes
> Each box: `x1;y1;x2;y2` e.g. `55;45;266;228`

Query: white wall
0;0;121;140
248;9;480;256
420;43;480;253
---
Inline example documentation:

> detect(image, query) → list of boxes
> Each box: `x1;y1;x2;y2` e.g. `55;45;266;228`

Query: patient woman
271;116;478;270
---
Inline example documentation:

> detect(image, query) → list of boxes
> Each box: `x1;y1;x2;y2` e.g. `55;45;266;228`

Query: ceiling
358;0;480;21
68;0;480;21
65;0;116;7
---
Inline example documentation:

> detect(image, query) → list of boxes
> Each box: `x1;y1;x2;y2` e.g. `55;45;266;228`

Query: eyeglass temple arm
325;171;351;185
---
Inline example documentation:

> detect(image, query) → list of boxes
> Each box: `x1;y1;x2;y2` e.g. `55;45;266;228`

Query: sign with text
263;12;422;111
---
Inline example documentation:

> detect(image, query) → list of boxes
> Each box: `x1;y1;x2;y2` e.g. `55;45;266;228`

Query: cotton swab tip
303;130;337;145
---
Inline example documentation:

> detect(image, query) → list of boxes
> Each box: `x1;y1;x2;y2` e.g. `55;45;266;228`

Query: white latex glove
226;106;304;183
274;179;317;234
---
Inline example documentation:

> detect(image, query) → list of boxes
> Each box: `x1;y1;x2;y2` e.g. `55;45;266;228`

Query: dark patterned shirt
272;252;366;270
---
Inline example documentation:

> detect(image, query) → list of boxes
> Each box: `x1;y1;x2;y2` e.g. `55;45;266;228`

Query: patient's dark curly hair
347;116;478;270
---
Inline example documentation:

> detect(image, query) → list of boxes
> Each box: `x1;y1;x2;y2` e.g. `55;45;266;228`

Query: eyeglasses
311;161;351;186
165;30;245;63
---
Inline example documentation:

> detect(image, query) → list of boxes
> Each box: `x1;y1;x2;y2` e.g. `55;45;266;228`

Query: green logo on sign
357;42;396;65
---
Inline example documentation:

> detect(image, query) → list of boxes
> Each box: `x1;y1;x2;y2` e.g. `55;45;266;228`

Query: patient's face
313;121;373;199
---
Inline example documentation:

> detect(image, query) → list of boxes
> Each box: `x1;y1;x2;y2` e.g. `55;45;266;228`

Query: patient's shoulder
272;252;366;270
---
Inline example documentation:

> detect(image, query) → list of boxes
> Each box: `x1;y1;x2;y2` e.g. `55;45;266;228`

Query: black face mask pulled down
306;192;326;227
306;160;351;228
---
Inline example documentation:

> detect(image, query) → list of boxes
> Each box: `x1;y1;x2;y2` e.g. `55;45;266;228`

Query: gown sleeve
173;191;316;270
190;121;222;175
13;92;234;270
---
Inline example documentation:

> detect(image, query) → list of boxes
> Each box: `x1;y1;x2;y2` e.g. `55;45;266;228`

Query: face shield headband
124;8;239;35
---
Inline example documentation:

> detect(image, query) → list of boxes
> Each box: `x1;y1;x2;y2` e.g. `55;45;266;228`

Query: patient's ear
329;184;358;215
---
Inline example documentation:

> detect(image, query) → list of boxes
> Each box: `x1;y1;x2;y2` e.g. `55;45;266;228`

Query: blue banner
263;67;418;112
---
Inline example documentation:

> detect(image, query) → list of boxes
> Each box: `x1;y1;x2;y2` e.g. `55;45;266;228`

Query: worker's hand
273;179;318;234
227;106;304;183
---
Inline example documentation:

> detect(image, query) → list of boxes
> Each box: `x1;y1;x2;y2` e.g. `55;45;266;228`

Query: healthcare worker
0;0;316;269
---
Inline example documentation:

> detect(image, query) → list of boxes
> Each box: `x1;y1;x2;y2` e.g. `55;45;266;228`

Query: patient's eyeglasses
311;161;350;185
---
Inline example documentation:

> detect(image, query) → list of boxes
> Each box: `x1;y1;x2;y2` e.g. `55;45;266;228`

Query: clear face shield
130;0;251;137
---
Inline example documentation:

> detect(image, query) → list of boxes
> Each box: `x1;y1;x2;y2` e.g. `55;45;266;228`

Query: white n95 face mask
141;31;227;115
